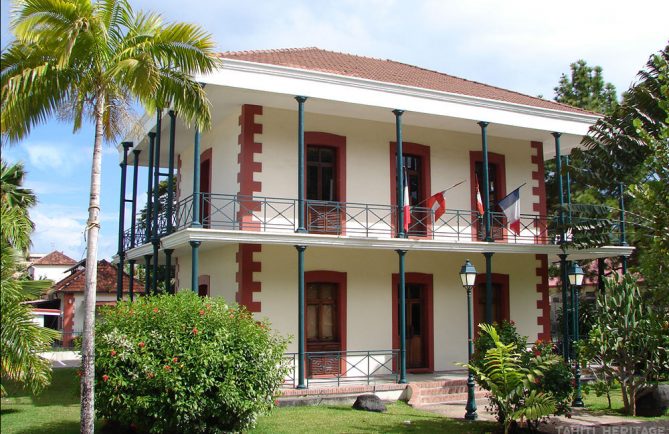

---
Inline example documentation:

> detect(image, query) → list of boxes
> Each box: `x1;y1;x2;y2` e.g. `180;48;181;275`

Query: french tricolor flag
403;167;411;232
498;187;521;235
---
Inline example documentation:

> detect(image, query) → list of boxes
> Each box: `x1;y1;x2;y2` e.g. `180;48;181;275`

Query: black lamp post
568;261;585;407
460;259;478;420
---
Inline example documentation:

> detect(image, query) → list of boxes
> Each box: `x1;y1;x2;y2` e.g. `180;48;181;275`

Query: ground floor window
473;273;510;327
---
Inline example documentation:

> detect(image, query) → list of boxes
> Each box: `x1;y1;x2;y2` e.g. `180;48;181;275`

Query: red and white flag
475;179;485;215
499;187;521;235
427;190;447;221
403;167;411;232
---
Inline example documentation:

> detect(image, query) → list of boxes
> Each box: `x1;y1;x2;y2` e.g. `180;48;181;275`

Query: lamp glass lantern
568;262;585;287
460;260;477;289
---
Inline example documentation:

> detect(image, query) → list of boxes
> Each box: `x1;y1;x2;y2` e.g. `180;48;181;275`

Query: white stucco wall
30;265;72;283
176;244;237;304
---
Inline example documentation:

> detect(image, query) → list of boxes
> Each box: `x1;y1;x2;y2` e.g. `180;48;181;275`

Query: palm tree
1;1;219;430
0;159;57;397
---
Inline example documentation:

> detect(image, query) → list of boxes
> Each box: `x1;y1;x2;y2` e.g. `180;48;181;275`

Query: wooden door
404;154;428;237
307;146;341;234
306;282;341;375
403;283;427;369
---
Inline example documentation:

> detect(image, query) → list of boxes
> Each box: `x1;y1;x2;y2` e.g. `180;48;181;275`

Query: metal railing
282;350;400;388
122;193;624;251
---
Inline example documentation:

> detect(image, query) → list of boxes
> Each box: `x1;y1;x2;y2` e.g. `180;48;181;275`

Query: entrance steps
407;379;486;407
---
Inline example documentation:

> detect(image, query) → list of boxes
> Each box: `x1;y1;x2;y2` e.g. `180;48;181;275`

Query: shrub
472;321;573;420
462;324;556;434
95;292;289;433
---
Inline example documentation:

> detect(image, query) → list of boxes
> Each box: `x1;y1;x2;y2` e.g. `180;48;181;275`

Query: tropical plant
583;274;669;415
462;324;557;434
554;59;619;115
1;0;219;430
95;292;289;433
0;159;57;396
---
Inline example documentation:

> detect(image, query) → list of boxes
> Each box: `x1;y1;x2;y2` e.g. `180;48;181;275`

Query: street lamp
568;262;585;407
460;259;478;420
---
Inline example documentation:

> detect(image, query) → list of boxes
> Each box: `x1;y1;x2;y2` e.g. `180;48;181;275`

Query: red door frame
391;272;434;373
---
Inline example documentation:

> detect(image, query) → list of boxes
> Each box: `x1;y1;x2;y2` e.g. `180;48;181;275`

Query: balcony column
564;155;573;225
296;245;307;389
618;182;628;274
190;127;202;293
164;249;174;294
128;259;135;301
116;142;131;301
393;109;408;385
393;109;406;238
553;132;570;361
295;96;307;233
397;249;408;384
167;110;177;234
130;150;141;249
478;121;494;324
151;109;163;294
143;254;152;295
146;132;156;243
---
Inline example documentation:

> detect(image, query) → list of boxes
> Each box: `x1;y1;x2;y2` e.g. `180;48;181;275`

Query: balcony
123;193;625;252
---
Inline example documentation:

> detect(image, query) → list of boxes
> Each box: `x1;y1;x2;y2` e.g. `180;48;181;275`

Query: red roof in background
50;260;141;294
548;258;642;288
32;251;77;266
219;47;595;116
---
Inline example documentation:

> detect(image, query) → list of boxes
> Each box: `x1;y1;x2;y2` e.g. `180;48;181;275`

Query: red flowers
164;365;171;372
111;349;117;357
192;327;199;335
199;309;205;316
147;372;155;379
138;341;145;348
172;357;179;363
102;374;109;382
153;308;159;313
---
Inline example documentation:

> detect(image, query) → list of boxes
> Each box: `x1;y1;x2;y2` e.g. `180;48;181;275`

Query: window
198;275;210;297
305;133;346;234
470;151;506;241
307;283;338;344
389;142;432;237
473;273;510;327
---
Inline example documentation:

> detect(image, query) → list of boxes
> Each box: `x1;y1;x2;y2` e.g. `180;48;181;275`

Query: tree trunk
620;376;631;415
80;94;105;434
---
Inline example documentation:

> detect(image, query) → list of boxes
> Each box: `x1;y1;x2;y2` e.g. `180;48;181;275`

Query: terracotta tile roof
32;250;77;266
50;260;141;294
218;47;595;115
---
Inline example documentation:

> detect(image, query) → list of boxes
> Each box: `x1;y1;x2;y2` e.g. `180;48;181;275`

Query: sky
1;0;668;261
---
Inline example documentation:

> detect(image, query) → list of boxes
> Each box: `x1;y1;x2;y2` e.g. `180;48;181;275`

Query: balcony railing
282;350;399;388
123;193;623;251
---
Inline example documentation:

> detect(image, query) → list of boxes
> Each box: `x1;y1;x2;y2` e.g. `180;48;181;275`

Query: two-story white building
116;48;632;389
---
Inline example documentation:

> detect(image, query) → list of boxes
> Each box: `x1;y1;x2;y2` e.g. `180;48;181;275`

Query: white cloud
30;208;87;260
23;142;89;174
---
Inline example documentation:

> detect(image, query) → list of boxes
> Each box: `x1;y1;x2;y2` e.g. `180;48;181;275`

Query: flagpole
415;179;467;207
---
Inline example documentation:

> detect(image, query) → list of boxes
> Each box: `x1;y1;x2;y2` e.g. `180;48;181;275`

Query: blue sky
1;0;668;260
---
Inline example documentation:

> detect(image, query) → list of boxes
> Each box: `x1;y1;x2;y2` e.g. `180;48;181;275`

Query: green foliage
463;324;558;434
472;320;526;367
554;59;619;115
582;275;669;415
94;292;289;433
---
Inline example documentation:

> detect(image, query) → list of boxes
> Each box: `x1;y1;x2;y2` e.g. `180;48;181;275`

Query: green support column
164;249;174;294
190;241;200;293
597;258;605;293
151;110;162;294
130;150;140;248
296;245;307;389
128;259;136;302
143;254;152;295
192;127;202;228
553;132;570;361
483;252;494;323
146;133;156;240
572;281;584;407
618;182;628;274
478;121;494;324
393;109;405;238
397;249;407;384
295;96;307;233
117;142;131;301
167;110;177;234
553;133;566;244
564;156;573;225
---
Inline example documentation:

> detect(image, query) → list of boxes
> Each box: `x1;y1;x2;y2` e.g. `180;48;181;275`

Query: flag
475;179;485;215
403;167;411;232
427;190;446;221
498;187;521;235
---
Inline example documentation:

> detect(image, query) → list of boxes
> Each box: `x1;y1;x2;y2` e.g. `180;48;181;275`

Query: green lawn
582;383;669;420
251;402;496;434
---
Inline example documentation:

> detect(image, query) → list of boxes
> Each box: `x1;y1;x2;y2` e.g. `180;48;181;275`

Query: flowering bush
95;292;289;433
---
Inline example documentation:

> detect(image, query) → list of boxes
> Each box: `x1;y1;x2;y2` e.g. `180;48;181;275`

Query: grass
582;383;669;420
0;368;95;434
251;402;496;434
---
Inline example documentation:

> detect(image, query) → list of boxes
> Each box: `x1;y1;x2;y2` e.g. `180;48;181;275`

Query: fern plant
461;323;557;434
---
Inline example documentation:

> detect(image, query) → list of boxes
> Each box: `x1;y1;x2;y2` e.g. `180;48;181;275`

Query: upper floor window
470;151;506;241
